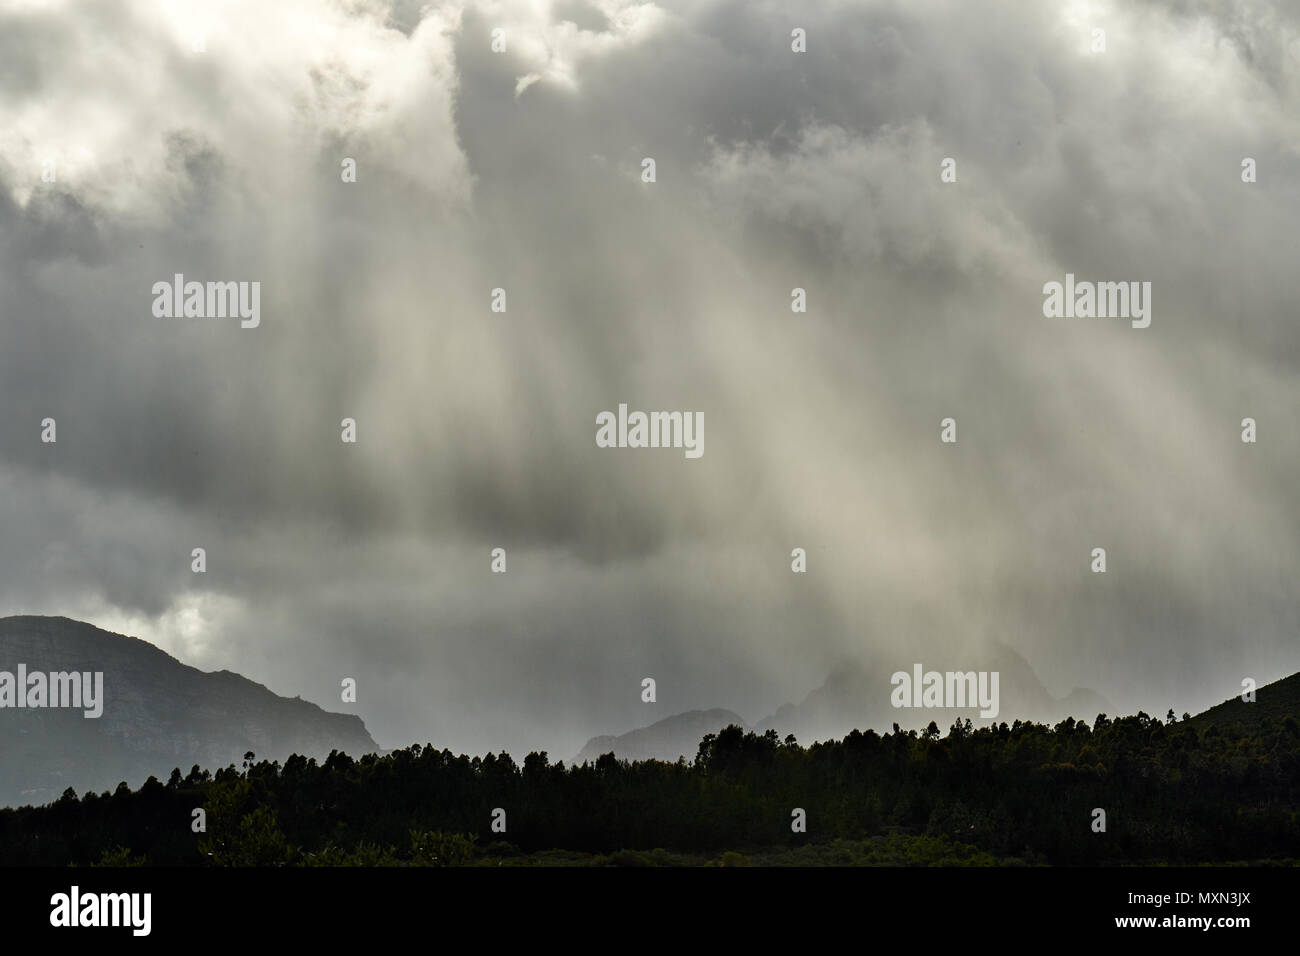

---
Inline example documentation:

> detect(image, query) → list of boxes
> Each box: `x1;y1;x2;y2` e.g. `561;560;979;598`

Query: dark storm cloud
0;0;1295;757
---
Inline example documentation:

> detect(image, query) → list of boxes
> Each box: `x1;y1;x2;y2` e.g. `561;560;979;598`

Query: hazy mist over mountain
0;0;1296;766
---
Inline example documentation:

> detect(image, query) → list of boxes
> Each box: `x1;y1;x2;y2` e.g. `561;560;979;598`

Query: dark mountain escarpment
0;616;376;808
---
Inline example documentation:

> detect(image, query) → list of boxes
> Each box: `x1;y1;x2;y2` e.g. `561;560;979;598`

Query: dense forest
2;697;1298;866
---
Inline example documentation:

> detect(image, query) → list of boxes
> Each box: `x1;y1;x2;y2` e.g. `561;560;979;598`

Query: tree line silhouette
1;708;1297;865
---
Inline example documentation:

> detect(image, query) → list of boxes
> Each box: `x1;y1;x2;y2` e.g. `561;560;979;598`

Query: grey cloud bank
0;0;1296;760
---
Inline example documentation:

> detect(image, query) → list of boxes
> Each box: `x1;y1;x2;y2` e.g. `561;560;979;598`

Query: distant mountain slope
573;647;1113;766
0;616;377;808
758;644;1111;744
572;709;746;765
1185;671;1300;730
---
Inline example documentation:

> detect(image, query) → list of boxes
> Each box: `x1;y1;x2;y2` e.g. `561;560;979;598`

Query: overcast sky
0;0;1296;759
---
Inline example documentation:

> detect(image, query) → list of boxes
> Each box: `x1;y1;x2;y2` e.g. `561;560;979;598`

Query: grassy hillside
1184;672;1300;733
